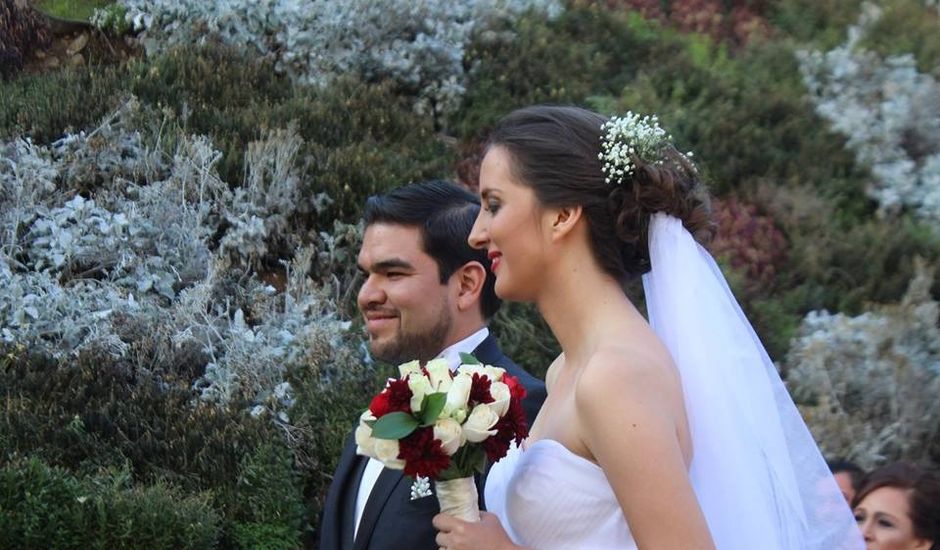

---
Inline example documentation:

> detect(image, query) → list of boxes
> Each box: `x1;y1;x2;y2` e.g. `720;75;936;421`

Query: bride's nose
468;213;488;250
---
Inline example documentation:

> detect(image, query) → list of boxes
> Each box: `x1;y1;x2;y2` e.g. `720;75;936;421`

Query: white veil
642;213;863;549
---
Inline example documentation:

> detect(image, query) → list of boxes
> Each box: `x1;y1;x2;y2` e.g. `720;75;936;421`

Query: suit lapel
322;432;366;550
471;334;503;366
353;466;404;550
340;455;368;550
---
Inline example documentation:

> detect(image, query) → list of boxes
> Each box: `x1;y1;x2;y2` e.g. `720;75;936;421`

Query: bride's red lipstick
488;250;502;272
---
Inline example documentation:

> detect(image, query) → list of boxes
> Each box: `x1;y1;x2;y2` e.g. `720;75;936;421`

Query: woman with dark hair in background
853;462;940;550
432;105;862;549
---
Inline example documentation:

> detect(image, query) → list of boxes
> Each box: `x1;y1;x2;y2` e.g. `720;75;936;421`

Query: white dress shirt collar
437;327;489;372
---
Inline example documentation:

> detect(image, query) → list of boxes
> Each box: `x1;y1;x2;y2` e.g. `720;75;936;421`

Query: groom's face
356;223;455;364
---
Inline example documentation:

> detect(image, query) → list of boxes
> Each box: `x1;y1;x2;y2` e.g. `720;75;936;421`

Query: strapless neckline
485;437;637;549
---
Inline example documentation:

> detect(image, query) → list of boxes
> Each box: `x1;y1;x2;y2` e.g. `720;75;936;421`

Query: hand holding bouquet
355;353;529;521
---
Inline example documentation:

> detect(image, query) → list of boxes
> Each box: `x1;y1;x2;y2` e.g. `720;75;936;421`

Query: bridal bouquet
355;353;529;521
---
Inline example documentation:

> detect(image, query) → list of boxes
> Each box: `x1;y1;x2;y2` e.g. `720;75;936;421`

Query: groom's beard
369;305;453;365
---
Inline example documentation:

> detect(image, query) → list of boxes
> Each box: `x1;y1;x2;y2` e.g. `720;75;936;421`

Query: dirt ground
19;1;138;76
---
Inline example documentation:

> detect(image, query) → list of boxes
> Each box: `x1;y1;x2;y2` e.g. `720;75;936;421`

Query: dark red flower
502;373;527;401
398;426;451;479
469;373;494;406
506;398;529;444
482;396;530;462
369;378;413;417
482;417;515;462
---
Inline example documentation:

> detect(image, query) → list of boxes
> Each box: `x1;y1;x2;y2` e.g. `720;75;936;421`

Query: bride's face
469;146;552;302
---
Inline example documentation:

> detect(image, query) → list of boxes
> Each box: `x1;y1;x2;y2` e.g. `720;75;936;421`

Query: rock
42;57;61;69
69;53;85;67
66;33;89;56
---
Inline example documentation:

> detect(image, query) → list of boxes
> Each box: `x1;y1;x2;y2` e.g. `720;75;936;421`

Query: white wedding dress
485;439;637;550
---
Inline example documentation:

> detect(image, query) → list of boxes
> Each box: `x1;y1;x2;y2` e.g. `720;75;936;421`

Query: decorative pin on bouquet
355;353;529;521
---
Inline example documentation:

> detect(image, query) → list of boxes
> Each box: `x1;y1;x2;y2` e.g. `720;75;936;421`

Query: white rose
398;360;422;378
425;358;453;392
483;365;506;381
374;438;405;470
443;372;473;419
408;373;433;413
355;411;377;457
433;417;466;455
489;381;511;416
457;363;505;383
457;364;486;378
462;403;500;443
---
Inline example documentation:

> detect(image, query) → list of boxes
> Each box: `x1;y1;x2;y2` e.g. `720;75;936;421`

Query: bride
432;106;863;549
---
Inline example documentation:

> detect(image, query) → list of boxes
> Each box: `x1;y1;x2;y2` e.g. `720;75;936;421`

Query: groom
318;180;545;550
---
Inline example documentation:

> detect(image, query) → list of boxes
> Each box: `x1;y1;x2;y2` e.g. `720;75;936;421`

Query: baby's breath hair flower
598;112;673;185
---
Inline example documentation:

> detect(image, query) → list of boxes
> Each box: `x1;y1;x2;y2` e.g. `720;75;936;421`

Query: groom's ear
454;261;486;312
548;205;583;242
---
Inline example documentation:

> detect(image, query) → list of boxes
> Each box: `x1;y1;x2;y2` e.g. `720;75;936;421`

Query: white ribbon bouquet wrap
356;353;529;523
434;478;479;522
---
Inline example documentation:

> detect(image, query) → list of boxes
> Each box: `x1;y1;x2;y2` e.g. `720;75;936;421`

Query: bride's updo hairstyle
486;105;714;280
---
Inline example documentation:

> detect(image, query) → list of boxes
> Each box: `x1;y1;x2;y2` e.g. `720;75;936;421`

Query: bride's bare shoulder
577;345;676;402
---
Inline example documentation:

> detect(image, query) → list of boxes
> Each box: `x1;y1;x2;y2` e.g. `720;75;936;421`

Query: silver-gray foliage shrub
0;100;363;415
797;4;940;224
112;0;563;116
783;260;940;468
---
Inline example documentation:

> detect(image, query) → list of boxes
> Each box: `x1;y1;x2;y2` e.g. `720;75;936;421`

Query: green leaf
459;352;482;365
438;445;486;481
420;393;447;426
371;412;419;440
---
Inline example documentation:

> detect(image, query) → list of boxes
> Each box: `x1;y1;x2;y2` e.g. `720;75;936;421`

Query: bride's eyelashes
485;199;501;214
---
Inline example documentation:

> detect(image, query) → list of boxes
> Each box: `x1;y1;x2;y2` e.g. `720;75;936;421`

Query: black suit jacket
318;334;546;550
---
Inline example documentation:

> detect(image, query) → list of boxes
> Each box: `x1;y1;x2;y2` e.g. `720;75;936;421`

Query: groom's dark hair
363;180;501;320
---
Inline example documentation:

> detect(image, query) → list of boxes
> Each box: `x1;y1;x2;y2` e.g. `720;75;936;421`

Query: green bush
0;345;293;545
768;0;864;48
860;0;940;72
771;0;940;72
748;185;940;359
126;44;454;222
230;522;300;550
230;443;305;550
0;456;87;548
0;64;130;141
1;345;266;484
454;6;667;138
0;457;220;549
